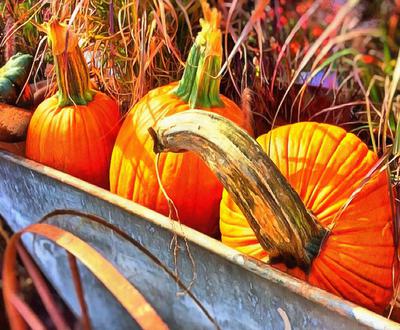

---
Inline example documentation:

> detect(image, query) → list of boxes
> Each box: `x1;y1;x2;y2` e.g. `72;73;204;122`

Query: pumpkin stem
148;110;328;271
173;2;224;108
46;19;95;107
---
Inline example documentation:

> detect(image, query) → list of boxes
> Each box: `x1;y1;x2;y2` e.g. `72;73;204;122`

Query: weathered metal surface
0;150;399;330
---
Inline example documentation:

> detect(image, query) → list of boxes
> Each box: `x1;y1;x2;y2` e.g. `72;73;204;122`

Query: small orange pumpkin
110;4;252;236
26;20;120;188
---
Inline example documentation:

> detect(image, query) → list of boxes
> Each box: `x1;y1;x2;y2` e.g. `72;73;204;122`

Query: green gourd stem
47;20;95;107
148;110;328;271
173;8;223;109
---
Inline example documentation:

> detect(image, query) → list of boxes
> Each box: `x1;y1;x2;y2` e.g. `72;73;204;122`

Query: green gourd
0;53;33;106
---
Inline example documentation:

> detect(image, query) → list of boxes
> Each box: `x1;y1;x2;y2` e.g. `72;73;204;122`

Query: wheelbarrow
0;149;399;329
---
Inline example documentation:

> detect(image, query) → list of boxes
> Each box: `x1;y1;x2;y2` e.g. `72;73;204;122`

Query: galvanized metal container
0;150;399;330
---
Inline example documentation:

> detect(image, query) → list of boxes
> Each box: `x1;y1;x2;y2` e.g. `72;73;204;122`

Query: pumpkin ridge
330;225;394;238
109;139;121;193
308;263;342;296
109;141;123;193
221;219;255;232
325;180;391;233
62;109;74;173
275;129;286;175
298;123;326;203
318;254;390;309
56;109;67;173
80;106;97;182
303;125;346;207
130;148;141;202
275;125;290;177
330;246;393;269
285;125;291;185
132;137;147;203
39;104;57;163
324;244;392;276
282;122;308;199
328;234;392;247
311;140;371;217
31;101;50;161
116;99;150;199
289;122;306;193
307;132;346;213
312;259;378;310
114;114;137;197
49;109;61;167
94;97;116;166
192;153;202;222
90;101;112;182
316;185;383;222
66;107;74;174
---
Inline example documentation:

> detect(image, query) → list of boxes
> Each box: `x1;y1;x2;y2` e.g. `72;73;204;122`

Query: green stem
173;9;223;109
47;20;95;107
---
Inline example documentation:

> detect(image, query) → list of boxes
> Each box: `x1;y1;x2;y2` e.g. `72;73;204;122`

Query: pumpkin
149;110;396;314
0;53;33;107
26;20;121;189
110;3;252;236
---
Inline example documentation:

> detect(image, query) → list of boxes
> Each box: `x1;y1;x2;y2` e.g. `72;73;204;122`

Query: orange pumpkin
220;122;395;313
26;20;120;189
110;4;252;236
148;111;397;314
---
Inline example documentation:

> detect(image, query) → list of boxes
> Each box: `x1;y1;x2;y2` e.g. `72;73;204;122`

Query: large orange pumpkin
220;122;395;313
26;20;120;189
148;111;397;314
110;4;252;236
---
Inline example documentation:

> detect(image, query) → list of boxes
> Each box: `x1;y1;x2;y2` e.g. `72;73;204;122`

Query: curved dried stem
149;110;327;270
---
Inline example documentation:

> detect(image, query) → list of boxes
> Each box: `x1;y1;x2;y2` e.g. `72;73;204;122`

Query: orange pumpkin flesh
26;20;120;189
220;122;394;313
110;5;252;236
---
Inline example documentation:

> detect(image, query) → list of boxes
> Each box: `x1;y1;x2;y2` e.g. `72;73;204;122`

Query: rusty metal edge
1;150;399;330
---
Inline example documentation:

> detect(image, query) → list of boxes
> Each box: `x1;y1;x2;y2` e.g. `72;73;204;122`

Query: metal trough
0;150;399;330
